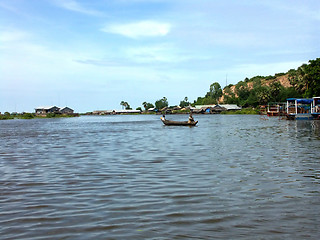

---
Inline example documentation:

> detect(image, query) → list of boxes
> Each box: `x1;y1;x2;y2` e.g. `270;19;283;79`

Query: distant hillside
194;58;320;107
219;73;294;105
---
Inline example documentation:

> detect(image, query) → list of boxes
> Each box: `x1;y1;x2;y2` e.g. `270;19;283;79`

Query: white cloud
126;44;180;63
0;29;29;42
102;21;171;38
54;0;101;16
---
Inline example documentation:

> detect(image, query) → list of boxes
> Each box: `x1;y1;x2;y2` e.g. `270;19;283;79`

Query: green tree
256;86;271;105
288;58;320;97
155;97;168;110
303;58;320;97
142;102;154;111
206;82;222;101
288;64;307;95
179;96;190;108
235;81;250;101
120;101;131;110
194;97;205;105
269;82;284;102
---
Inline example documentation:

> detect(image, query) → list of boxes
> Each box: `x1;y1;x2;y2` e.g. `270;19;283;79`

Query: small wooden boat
160;117;198;126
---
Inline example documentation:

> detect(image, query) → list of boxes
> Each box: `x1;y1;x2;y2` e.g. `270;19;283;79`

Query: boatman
188;112;194;123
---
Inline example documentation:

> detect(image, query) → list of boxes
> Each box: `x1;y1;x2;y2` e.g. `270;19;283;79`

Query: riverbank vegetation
194;58;319;108
220;108;259;115
126;58;319;114
0;112;79;120
2;58;318;117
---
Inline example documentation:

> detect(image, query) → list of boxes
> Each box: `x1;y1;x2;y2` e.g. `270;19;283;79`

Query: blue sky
1;0;319;113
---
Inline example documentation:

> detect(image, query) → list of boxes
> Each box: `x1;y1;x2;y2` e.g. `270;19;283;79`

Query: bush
46;113;60;118
221;108;259;115
20;113;35;119
0;114;14;120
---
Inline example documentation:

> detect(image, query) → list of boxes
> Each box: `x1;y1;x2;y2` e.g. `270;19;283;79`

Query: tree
235;81;250;101
142;102;154;111
303;58;320;97
179;96;190;108
120;101;131;110
142;102;147;110
155;97;168;110
288;58;320;97
256;86;271;105
269;82;284;102
206;82;222;101
120;101;125;109
288;64;307;95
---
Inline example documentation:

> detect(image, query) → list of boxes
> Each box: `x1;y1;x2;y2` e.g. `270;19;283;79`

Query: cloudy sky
1;0;319;113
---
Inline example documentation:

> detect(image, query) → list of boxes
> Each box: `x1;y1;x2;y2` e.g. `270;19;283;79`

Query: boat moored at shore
311;97;320;120
267;102;286;116
286;98;313;120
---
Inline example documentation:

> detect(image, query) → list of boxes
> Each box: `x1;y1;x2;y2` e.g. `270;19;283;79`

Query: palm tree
120;101;126;110
142;102;147;111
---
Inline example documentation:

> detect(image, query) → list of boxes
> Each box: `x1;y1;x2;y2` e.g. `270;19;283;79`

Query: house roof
60;107;73;111
218;104;242;110
116;109;141;113
194;104;241;110
194;105;215;109
35;106;59;110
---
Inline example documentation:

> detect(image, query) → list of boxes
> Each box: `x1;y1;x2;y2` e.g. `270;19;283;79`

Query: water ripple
1;115;320;239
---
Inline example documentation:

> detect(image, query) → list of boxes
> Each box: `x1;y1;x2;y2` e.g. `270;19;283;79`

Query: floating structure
286;98;313;120
267;102;286;116
311;97;320;120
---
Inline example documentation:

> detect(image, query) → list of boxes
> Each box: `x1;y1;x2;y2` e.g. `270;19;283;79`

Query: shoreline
0;108;260;120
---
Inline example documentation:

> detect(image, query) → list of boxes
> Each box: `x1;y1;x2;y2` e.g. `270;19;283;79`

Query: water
1;115;320;239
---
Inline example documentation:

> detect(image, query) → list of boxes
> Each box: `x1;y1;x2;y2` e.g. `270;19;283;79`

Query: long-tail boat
160;117;198;126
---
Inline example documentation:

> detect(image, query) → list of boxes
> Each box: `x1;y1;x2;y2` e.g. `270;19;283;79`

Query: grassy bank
220;108;259;115
0;114;14;120
0;113;79;120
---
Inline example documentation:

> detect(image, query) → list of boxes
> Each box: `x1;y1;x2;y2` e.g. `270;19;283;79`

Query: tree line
121;58;319;110
194;58;320;107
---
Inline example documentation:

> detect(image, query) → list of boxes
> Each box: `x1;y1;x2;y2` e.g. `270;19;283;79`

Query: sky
1;0;319;113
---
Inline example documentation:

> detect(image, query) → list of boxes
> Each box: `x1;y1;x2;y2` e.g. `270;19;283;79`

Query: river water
1;115;320;239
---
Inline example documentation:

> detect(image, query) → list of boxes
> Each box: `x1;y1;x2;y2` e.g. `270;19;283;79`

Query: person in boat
188;112;194;123
162;114;165;119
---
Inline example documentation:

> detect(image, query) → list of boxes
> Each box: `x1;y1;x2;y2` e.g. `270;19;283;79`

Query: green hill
194;58;320;107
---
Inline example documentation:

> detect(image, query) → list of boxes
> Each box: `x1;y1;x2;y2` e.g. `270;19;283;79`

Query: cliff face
262;74;292;88
219;74;292;103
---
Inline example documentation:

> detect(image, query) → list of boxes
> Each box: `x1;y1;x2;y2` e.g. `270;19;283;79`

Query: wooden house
60;107;74;114
35;106;60;115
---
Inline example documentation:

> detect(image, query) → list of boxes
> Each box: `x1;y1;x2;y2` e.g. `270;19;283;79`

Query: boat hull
267;112;281;116
161;117;198;126
311;113;320;120
286;114;313;120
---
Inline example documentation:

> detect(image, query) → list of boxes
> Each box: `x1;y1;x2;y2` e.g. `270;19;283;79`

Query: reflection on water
0;115;320;239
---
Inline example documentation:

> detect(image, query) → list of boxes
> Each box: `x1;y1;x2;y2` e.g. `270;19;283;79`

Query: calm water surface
1;115;320;239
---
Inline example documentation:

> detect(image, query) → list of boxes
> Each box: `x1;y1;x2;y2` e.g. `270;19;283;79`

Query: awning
296;99;313;104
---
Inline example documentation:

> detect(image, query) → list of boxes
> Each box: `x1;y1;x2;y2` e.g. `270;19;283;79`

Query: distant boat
160;117;198;126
